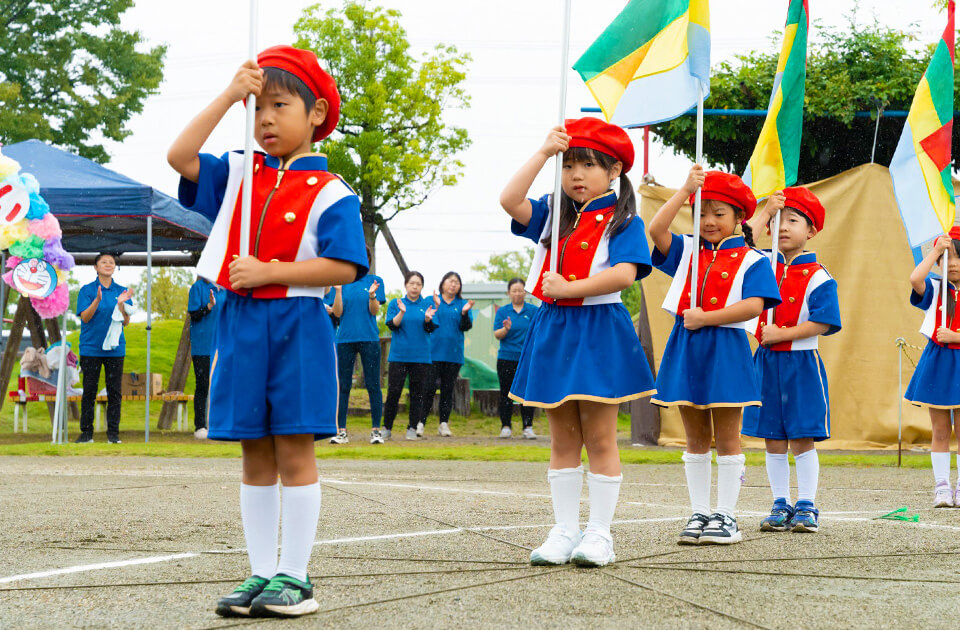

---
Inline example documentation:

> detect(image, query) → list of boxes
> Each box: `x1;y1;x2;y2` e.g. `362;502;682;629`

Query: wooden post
378;222;409;277
0;297;31;412
157;317;192;430
631;285;661;446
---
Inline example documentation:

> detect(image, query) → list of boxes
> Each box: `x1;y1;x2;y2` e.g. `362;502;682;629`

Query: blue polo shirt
494;301;538;361
385;296;434;364
188;278;222;356
77;279;133;358
323;274;385;343
429;297;474;364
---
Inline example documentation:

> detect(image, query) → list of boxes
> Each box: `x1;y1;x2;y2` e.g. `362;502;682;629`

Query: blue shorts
208;292;338;441
742;347;830;441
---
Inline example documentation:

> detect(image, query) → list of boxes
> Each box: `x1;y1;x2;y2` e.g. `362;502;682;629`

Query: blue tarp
3;140;211;253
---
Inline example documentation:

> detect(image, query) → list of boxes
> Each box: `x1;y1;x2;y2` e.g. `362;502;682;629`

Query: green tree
0;0;166;163
471;248;534;282
294;2;471;273
132;268;192;321
653;13;960;182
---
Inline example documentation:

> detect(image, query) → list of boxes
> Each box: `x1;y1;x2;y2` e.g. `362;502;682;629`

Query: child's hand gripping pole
548;0;573;277
240;0;259;259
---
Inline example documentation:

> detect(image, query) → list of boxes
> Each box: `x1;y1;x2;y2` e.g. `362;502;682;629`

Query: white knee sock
585;472;622;537
794;450;819;503
275;482;322;582
765;452;790;502
548;466;583;533
716;454;746;517
682;452;712;515
240;483;280;579
932;451;951;485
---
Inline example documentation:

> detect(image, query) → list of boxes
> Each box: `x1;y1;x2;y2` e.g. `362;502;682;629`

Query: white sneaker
415;422;424;437
570;529;616;567
530;526;582;566
382;428;392;440
522;427;537;440
438;422;452;437
193;428;208;440
329;429;349;444
698;512;742;544
370;428;384;444
499;426;512;438
405;427;418;440
934;481;954;508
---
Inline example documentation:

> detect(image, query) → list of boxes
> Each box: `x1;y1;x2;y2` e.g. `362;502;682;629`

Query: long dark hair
438;271;463;299
540;147;636;249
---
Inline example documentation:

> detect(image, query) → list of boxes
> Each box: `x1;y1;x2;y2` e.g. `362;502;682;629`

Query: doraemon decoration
13;258;57;298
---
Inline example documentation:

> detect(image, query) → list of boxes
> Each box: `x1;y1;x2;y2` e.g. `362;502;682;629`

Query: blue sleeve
76;284;93;316
511;194;550;243
386;299;399;321
910;277;935;311
315;191;369;281
493;305;505;330
651;233;685;277
608;216;652;280
323;291;335;307
807;278;842;335
187;282;203;311
177;152;231;221
374;275;386;303
742;257;782;310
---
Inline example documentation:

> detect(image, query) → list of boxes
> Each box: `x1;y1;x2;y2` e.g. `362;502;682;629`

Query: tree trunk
363;220;378;275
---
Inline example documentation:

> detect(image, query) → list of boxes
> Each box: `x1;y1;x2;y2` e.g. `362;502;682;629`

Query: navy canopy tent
4;139;211;252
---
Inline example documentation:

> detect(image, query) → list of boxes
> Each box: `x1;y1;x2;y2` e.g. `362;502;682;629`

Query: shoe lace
262;575;304;592
235;576;266;592
686;513;709;528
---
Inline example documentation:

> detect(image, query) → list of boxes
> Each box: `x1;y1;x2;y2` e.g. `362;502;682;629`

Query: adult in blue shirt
75;253;133;444
426;271;474;438
384;271;437;441
325;268;386;445
187;276;222;440
493;278;538;439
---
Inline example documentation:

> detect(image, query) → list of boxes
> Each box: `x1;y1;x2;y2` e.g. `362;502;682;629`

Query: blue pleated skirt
904;340;960;408
742;347;830;441
508;302;656;408
652;318;760;408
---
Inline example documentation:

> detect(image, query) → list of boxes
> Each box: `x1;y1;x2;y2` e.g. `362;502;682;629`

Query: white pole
691;83;705;309
942;250;949;329
767;209;781;325
897;338;903;467
549;0;573;276
240;0;259;259
145;216;152;443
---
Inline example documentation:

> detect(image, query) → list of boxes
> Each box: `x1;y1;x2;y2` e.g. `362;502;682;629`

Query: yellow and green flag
743;0;809;200
573;0;710;127
890;0;956;247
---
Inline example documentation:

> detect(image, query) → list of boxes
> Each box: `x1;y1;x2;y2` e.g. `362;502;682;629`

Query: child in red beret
168;45;368;618
648;165;781;545
905;226;960;507
500;118;656;567
742;187;841;534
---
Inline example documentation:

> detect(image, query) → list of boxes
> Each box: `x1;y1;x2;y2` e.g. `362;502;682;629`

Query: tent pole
897;338;903;468
146;216;153;443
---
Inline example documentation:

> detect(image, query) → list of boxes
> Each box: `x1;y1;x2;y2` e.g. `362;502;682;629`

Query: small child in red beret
648;165;781;545
500;118;656;567
168;46;368;618
904;226;960;508
742;187;841;534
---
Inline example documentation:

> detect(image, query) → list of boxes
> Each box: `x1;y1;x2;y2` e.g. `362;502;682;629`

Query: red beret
688;171;758;219
949;225;960;241
783;186;825;232
565;118;634;174
257;45;341;142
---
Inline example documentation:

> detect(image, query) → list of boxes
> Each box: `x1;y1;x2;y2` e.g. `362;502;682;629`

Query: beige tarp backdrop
639;163;958;450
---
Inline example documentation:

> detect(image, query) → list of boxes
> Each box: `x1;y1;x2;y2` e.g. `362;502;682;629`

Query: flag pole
942;250;949;329
691;83;705;309
240;0;259;260
767;209;781;324
549;0;573;276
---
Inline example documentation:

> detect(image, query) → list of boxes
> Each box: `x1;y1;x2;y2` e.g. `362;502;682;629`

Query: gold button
721;272;729;279
789;297;796;303
254;163;260;173
269;258;279;263
232;255;239;260
595;214;604;222
306;176;318;186
568;274;577;281
731;252;738;258
802;269;810;276
580;241;589;250
284;212;296;223
709;297;718;305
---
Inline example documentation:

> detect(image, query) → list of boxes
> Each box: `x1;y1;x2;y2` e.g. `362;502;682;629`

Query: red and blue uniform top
178;151;368;299
653;233;781;329
751;250;841;351
912;276;960;349
511;190;651;306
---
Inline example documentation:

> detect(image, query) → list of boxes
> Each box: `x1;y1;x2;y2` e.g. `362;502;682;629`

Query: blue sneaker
759;498;794;532
790;500;819;533
249;574;320;618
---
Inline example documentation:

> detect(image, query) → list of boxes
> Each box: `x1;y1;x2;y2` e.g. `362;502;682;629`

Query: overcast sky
77;0;950;297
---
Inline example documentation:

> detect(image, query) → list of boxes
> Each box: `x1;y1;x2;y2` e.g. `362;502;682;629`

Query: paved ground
0;456;955;629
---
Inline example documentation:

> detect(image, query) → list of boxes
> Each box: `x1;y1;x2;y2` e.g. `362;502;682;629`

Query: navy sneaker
698;512;742;545
678;512;711;545
249;574;320;618
760;498;794;532
790;500;819;533
215;575;269;617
